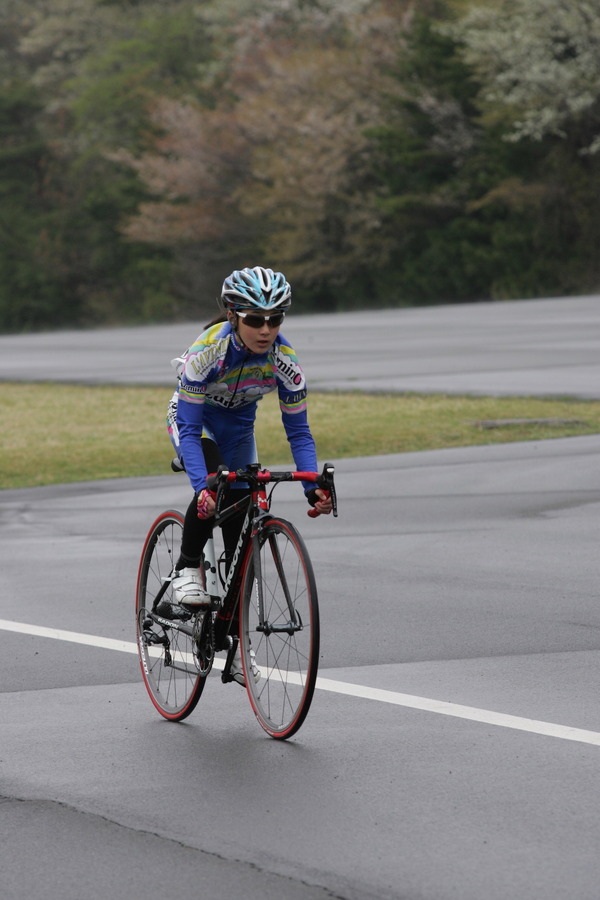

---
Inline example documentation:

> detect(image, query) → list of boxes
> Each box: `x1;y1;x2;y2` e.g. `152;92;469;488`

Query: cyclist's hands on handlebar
306;486;333;517
196;488;216;519
311;488;332;516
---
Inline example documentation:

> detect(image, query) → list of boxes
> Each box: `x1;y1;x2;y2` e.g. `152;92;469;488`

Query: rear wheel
136;509;206;720
240;518;319;739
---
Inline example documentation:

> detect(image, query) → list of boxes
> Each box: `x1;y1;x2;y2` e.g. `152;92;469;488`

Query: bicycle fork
253;525;303;637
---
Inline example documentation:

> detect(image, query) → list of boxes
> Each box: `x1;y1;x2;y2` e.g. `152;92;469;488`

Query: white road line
314;676;600;746
2;618;599;747
0;618;138;654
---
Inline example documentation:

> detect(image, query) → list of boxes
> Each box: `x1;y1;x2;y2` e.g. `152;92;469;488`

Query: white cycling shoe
171;567;210;608
230;647;261;687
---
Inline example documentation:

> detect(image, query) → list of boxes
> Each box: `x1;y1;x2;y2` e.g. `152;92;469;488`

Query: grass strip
2;382;600;490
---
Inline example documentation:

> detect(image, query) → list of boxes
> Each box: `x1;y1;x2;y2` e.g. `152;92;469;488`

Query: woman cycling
162;265;332;684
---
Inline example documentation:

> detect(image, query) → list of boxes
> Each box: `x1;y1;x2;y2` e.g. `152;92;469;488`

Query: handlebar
206;462;338;518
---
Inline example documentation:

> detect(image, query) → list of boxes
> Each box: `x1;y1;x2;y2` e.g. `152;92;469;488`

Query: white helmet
221;266;292;312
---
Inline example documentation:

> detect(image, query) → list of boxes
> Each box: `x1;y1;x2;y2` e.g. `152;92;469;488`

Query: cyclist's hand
309;488;332;516
197;488;216;519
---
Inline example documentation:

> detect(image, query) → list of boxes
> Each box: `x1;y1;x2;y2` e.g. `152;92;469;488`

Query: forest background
1;0;599;333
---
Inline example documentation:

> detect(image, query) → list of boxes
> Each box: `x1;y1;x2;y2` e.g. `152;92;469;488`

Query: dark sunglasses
236;310;285;329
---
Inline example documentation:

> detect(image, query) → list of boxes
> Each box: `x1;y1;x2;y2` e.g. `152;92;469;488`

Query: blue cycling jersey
171;320;318;493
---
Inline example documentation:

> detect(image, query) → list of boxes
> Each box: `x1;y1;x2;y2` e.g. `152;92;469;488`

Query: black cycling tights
177;437;249;572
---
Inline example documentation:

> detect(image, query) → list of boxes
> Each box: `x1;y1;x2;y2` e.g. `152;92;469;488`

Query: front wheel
135;509;206;721
240;518;320;739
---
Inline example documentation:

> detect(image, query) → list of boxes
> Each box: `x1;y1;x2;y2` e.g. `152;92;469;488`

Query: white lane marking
314;676;600;747
1;618;599;747
0;618;226;670
0;618;138;654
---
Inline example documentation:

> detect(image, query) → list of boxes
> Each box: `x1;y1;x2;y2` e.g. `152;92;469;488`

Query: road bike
135;462;337;740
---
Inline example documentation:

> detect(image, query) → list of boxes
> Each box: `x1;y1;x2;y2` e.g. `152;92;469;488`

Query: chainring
193;611;215;676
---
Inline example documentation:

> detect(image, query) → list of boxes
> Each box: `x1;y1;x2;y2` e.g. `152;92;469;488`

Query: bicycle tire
135;509;206;721
239;517;320;739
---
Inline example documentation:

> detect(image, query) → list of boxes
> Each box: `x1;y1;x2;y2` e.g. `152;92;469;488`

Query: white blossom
443;0;600;153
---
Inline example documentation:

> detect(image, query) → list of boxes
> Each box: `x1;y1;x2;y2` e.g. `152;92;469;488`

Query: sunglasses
236;310;285;329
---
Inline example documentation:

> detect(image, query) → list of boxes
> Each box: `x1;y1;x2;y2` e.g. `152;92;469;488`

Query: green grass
2;382;600;489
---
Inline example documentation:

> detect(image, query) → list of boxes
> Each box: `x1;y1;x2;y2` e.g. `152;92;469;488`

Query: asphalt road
2;296;600;899
1;293;600;397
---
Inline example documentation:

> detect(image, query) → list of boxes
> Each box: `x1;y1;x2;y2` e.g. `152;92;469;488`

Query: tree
0;0;212;329
116;97;258;318
118;0;409;311
445;0;600;155
446;0;600;294
0;82;71;330
358;4;505;304
359;0;600;303
3;0;599;330
233;5;407;307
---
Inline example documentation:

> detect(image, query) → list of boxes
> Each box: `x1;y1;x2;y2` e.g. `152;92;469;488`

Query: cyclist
162;265;332;684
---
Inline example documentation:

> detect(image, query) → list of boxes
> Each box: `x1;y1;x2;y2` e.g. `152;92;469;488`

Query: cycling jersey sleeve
176;326;227;493
274;340;318;490
177;385;209;493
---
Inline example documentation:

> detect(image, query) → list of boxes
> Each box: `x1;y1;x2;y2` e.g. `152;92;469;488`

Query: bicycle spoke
240;518;319;739
135;510;206;721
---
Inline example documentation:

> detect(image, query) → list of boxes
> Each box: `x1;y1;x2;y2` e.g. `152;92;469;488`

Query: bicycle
135;462;337;740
